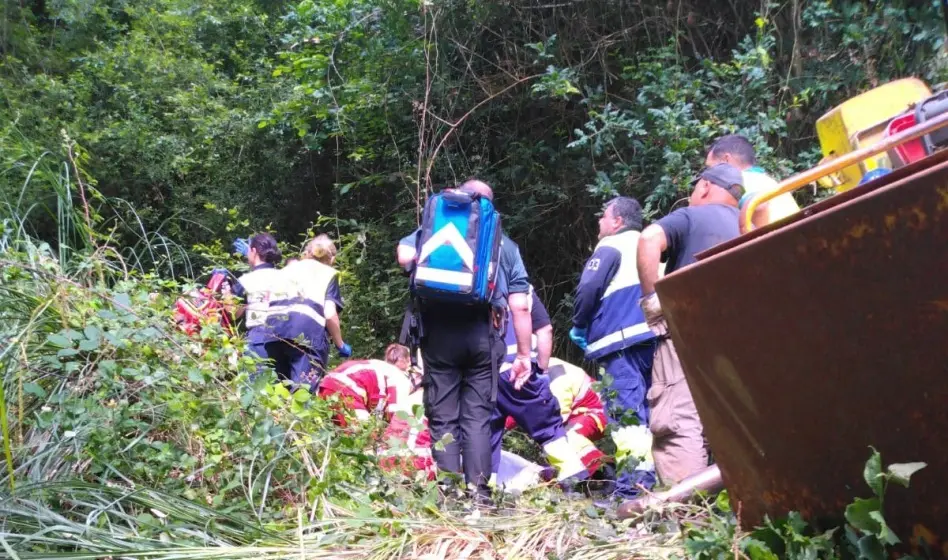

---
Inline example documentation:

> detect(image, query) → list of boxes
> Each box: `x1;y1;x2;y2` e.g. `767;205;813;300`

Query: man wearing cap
635;163;743;485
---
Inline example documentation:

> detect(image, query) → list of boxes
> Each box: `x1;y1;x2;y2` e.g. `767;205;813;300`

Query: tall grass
0;141;705;559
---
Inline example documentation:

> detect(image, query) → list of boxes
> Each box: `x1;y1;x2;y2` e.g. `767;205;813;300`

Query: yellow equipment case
815;77;931;191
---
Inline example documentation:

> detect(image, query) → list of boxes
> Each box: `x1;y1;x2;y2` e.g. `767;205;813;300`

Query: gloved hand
640;292;669;336
640;292;663;324
568;327;588;351
232;238;250;258
336;342;352;358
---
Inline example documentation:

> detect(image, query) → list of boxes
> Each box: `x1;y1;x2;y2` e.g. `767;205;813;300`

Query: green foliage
3;0;947;360
684;449;928;560
1;1;946;555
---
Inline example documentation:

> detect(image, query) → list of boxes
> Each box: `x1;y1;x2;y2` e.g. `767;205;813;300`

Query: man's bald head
459;179;494;201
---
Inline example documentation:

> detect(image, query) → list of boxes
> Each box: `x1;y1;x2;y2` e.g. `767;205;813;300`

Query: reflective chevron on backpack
410;189;502;305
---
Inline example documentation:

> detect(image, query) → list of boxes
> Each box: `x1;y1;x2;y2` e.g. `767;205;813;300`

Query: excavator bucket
652;148;948;554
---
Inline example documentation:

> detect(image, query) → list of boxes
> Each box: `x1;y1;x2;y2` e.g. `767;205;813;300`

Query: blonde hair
304;234;337;265
384;343;411;367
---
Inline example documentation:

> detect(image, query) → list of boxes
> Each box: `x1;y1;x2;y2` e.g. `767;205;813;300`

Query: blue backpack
410;189;502;305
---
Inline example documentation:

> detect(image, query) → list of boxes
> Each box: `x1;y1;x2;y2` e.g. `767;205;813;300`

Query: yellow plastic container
816;78;931;192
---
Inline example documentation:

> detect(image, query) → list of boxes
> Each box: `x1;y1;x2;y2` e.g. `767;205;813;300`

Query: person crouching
317;344;435;479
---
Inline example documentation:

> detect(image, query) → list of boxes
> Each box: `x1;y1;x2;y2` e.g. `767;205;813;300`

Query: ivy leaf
114;292;132;308
863;447;883;497
887;462;926;488
845;497;882;535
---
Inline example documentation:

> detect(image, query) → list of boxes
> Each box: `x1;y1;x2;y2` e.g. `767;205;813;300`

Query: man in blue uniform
397;179;533;505
570;197;656;426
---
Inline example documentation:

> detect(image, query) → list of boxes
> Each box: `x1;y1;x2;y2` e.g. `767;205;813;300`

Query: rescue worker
230;233;302;381
396;179;534;506
570;196;656;426
705;134;800;231
636;162;743;485
302;235;351;360
317;344;436;480
271;235;350;390
489;286;590;487
502;356;608;477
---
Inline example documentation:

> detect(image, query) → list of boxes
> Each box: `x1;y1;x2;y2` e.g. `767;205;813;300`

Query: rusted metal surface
655;154;948;552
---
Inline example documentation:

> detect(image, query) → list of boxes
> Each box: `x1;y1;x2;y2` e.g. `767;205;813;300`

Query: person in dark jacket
396;179;534;506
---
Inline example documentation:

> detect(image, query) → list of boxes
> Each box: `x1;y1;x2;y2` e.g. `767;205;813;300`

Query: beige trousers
647;317;708;486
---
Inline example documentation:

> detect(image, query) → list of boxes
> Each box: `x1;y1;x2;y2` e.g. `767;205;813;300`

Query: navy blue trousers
600;342;657;498
489;370;566;474
249;340;322;390
601;342;655;425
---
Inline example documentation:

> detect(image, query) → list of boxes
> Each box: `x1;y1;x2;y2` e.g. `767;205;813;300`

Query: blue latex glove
336;342;352;358
232;238;250;258
569;327;588;351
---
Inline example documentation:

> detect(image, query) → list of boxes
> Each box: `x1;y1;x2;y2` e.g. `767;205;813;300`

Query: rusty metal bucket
654;148;948;551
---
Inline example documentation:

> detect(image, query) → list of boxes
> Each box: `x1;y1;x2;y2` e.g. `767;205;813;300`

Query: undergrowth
0;151;934;559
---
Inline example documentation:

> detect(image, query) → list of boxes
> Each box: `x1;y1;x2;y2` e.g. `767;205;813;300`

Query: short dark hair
606;196;643;232
249;233;282;265
709;134;757;167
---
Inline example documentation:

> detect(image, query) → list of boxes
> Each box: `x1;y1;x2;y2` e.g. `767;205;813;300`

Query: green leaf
78;338;100;351
187;369;205;384
863;447;883;497
743;538;779;560
83;325;101;342
57;348;80;358
887;462;926;488
47;333;73;349
856;534;886;560
292;389;311;403
868;510;900;545
23;382;47;398
845;497;882;534
114;293;132;308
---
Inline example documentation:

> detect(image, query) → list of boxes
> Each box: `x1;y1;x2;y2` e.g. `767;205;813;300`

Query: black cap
693;163;745;200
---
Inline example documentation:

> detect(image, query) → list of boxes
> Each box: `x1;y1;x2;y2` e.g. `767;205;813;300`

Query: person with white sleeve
570;197;657;427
